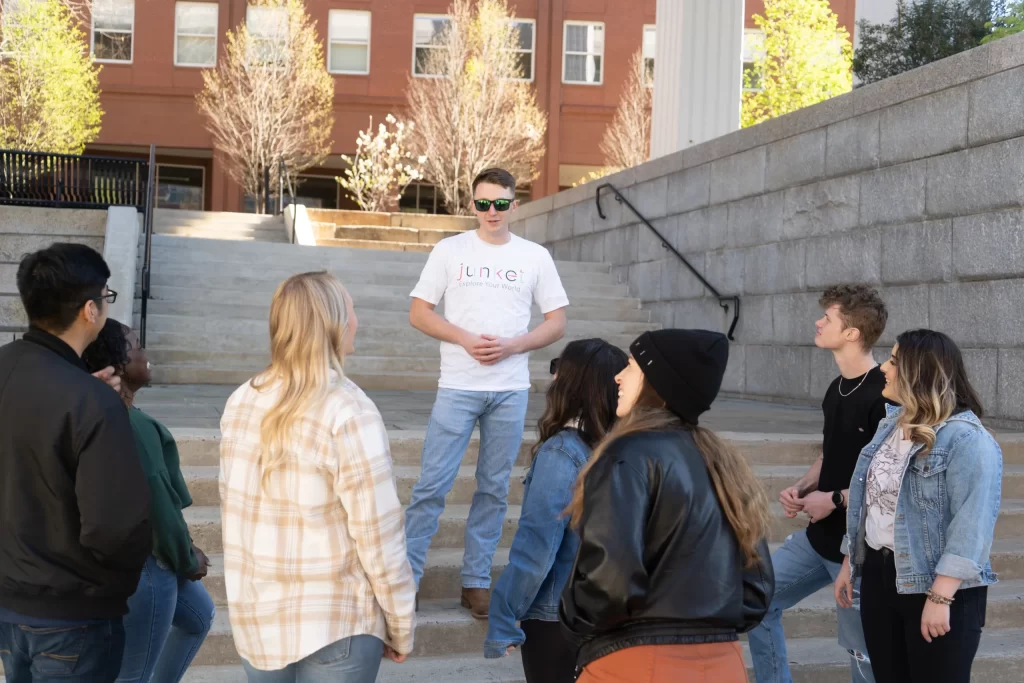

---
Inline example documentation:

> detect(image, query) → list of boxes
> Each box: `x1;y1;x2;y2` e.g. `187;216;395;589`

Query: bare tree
406;0;546;214
196;0;333;210
600;49;652;170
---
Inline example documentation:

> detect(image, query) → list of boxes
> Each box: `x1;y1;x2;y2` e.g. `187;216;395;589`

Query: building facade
79;0;856;213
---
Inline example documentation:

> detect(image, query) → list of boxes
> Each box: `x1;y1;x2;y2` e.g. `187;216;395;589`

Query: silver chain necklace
837;366;876;398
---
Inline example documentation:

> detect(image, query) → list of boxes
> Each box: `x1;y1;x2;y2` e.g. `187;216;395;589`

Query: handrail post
140;144;156;348
596;182;741;341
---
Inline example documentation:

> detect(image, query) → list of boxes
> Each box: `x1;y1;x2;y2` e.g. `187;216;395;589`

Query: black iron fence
0;146;158;346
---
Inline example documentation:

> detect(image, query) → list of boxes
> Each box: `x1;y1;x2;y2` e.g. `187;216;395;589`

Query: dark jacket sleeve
132;414;198;576
76;402;152;571
560;444;650;640
740;538;775;633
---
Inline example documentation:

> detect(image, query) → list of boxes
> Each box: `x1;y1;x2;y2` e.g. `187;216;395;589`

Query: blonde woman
835;329;1002;683
219;272;415;683
558;329;775;683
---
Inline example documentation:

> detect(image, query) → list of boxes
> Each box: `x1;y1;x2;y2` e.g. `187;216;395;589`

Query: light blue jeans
747;530;874;683
117;556;215;683
405;388;530;589
241;635;383;683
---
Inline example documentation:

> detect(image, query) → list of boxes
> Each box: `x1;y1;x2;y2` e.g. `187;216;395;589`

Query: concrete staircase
307;208;477;253
144;234;654;390
154;209;289;243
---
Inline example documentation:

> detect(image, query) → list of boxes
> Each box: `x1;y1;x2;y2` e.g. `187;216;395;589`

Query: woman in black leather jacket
559;329;775;682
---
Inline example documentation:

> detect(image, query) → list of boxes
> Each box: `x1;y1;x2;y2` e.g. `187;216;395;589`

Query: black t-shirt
805;366;888;563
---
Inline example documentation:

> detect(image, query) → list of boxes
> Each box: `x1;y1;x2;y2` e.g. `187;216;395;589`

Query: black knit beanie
629;329;729;425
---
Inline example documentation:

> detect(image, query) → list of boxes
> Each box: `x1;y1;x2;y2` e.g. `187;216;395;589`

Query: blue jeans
405;388;530;588
747;530;874;683
117;556;216;683
0;618;125;683
241;635;384;683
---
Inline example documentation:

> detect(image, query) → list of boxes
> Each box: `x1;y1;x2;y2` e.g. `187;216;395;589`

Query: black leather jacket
558;428;774;668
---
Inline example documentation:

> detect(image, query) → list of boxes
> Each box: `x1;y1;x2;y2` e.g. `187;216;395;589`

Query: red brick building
81;0;856;213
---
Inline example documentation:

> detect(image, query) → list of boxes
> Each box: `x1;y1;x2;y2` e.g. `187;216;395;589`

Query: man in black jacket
0;243;152;682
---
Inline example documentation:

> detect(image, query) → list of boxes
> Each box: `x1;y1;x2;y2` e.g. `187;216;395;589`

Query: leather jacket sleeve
560;446;651;641
740;537;775;633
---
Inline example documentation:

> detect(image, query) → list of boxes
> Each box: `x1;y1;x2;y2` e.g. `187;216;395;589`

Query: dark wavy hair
83;318;132;376
532;339;628;461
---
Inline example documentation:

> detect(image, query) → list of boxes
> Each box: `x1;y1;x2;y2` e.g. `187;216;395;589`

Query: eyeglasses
93;289;117;305
473;198;513;212
549;357;559;376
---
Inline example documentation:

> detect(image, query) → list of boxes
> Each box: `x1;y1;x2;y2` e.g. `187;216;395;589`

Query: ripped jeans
747;530;874;683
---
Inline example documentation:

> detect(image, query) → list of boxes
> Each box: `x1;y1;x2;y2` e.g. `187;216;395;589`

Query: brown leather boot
460;587;489;619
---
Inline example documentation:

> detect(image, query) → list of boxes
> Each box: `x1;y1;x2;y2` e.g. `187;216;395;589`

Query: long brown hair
533;339;627;460
889;329;984;457
566;382;772;568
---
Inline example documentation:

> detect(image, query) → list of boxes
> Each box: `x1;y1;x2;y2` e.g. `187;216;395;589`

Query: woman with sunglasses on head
484;339;628;682
559;329;774;683
83;319;215;683
835;330;1002;683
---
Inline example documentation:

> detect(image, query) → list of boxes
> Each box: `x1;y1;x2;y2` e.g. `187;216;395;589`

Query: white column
650;0;746;158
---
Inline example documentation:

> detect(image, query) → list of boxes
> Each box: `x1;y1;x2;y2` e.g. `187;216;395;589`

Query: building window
413;14;450;77
174;2;218;67
328;9;370;74
563;21;604;85
156;164;205;211
743;29;766;92
509;19;535;81
642;25;655;87
91;0;134;63
399;182;446;214
247;5;288;68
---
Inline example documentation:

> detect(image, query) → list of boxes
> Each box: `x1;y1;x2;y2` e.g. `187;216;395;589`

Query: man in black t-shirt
749;284;889;683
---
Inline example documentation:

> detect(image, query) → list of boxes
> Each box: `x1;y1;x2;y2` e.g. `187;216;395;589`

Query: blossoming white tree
337;115;426;213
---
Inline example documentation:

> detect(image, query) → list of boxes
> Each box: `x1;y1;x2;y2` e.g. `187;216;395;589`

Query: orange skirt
577;642;748;683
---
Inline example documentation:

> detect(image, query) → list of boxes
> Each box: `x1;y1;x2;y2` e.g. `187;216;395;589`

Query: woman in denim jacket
484;339;627;683
835;329;1002;683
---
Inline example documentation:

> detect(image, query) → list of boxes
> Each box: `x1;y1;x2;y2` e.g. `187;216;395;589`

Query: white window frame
562;20;605;86
327;9;371;75
174;1;218;68
246;5;288;69
743;28;766;93
642;24;655;88
90;0;135;64
412;13;450;78
508;18;535;82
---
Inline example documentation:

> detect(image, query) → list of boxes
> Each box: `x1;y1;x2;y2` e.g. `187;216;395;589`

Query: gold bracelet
926;589;954;606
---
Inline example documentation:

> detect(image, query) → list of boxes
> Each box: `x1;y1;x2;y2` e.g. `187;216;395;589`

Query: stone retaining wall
510;33;1024;424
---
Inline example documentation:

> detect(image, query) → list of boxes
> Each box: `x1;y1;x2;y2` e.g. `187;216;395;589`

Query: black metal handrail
596;183;741;340
0;146;158;346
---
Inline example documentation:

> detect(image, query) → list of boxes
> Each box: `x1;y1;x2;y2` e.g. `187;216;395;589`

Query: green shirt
129;408;199;577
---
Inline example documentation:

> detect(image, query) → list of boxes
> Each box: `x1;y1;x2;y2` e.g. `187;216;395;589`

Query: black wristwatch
832;490;845;509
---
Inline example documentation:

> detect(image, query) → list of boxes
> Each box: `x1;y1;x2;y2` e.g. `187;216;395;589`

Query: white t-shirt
409;230;569;392
865;429;916;551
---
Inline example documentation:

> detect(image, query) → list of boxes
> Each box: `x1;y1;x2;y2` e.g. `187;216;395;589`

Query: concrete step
148;351;548;375
333;225;465;244
147;285;641;313
319;238;434;252
185;504;522;556
155;209;283;226
149;234;613;274
169;428;1024;470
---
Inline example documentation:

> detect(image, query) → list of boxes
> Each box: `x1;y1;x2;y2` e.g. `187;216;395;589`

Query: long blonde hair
889;329;984;458
251;272;351;488
566;383;773;568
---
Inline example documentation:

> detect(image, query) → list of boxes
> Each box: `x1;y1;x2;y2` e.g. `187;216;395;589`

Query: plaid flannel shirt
219;374;415;670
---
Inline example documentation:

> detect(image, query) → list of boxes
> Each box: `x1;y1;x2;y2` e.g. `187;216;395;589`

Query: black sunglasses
549;357;559;376
473;198;513;212
82;289;117;307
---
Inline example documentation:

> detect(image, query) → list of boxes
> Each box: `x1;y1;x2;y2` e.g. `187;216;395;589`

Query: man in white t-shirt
405;168;569;619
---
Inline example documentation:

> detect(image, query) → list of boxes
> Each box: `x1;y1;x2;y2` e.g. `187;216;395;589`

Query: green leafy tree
742;0;854;129
983;1;1024;42
854;1;1002;85
0;0;103;153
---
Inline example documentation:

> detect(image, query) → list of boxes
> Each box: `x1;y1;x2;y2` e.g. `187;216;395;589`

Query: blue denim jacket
484;429;591;659
842;405;1002;593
